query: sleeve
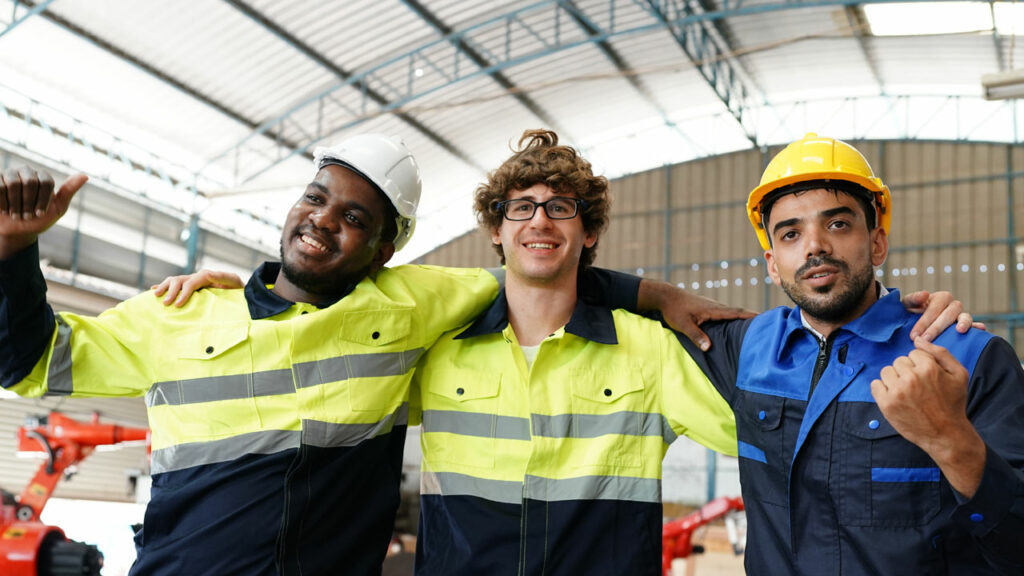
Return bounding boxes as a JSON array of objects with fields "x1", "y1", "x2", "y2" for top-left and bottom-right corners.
[
  {"x1": 380, "y1": 265, "x2": 501, "y2": 346},
  {"x1": 950, "y1": 337, "x2": 1024, "y2": 572},
  {"x1": 658, "y1": 322, "x2": 738, "y2": 457},
  {"x1": 0, "y1": 242, "x2": 56, "y2": 389},
  {"x1": 1, "y1": 243, "x2": 158, "y2": 398},
  {"x1": 577, "y1": 267, "x2": 640, "y2": 312},
  {"x1": 672, "y1": 318, "x2": 751, "y2": 404}
]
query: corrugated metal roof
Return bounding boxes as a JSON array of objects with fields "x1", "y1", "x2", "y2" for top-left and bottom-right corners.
[{"x1": 0, "y1": 0, "x2": 1019, "y2": 274}]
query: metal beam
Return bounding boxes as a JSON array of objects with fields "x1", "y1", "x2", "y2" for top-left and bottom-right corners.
[
  {"x1": 989, "y1": 2, "x2": 1007, "y2": 72},
  {"x1": 0, "y1": 0, "x2": 57, "y2": 41},
  {"x1": 562, "y1": 0, "x2": 708, "y2": 156},
  {"x1": 843, "y1": 5, "x2": 886, "y2": 93},
  {"x1": 398, "y1": 0, "x2": 573, "y2": 139},
  {"x1": 639, "y1": 0, "x2": 757, "y2": 146},
  {"x1": 223, "y1": 0, "x2": 485, "y2": 172}
]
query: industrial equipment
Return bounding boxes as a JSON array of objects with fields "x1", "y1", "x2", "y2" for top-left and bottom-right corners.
[
  {"x1": 662, "y1": 496, "x2": 746, "y2": 576},
  {"x1": 1, "y1": 411, "x2": 149, "y2": 576}
]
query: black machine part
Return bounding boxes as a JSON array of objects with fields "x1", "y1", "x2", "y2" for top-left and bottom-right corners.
[{"x1": 37, "y1": 531, "x2": 104, "y2": 576}]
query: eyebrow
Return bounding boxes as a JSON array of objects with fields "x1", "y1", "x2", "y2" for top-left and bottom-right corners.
[
  {"x1": 307, "y1": 181, "x2": 376, "y2": 222},
  {"x1": 771, "y1": 206, "x2": 857, "y2": 237}
]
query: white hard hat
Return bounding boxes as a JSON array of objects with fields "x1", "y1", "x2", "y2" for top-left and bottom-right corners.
[{"x1": 312, "y1": 134, "x2": 421, "y2": 250}]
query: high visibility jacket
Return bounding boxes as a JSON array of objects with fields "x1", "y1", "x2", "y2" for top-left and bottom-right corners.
[
  {"x1": 410, "y1": 291, "x2": 737, "y2": 576},
  {"x1": 0, "y1": 245, "x2": 500, "y2": 576},
  {"x1": 686, "y1": 289, "x2": 1024, "y2": 575}
]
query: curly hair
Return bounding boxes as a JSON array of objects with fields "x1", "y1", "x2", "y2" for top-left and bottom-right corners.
[{"x1": 474, "y1": 129, "x2": 610, "y2": 268}]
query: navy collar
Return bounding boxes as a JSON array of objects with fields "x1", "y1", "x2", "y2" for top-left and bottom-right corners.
[
  {"x1": 244, "y1": 262, "x2": 355, "y2": 319},
  {"x1": 455, "y1": 288, "x2": 618, "y2": 345},
  {"x1": 778, "y1": 287, "x2": 906, "y2": 361}
]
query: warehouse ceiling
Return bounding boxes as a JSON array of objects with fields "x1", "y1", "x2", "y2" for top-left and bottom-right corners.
[{"x1": 0, "y1": 0, "x2": 1021, "y2": 279}]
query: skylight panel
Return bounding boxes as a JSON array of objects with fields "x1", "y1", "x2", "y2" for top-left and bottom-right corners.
[{"x1": 864, "y1": 2, "x2": 992, "y2": 36}]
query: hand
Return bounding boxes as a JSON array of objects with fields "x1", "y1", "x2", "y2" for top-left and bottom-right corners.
[
  {"x1": 152, "y1": 269, "x2": 244, "y2": 307},
  {"x1": 903, "y1": 290, "x2": 985, "y2": 341},
  {"x1": 871, "y1": 337, "x2": 985, "y2": 497},
  {"x1": 0, "y1": 168, "x2": 88, "y2": 258},
  {"x1": 658, "y1": 290, "x2": 756, "y2": 351}
]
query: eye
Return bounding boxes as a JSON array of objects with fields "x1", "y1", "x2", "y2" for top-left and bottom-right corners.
[
  {"x1": 304, "y1": 193, "x2": 323, "y2": 204},
  {"x1": 779, "y1": 230, "x2": 798, "y2": 241},
  {"x1": 548, "y1": 201, "x2": 569, "y2": 214},
  {"x1": 829, "y1": 220, "x2": 850, "y2": 230},
  {"x1": 345, "y1": 212, "x2": 365, "y2": 228},
  {"x1": 511, "y1": 201, "x2": 532, "y2": 212}
]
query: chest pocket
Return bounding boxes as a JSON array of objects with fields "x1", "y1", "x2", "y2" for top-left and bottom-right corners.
[
  {"x1": 569, "y1": 369, "x2": 645, "y2": 470},
  {"x1": 338, "y1": 309, "x2": 416, "y2": 413},
  {"x1": 150, "y1": 324, "x2": 261, "y2": 441},
  {"x1": 839, "y1": 402, "x2": 941, "y2": 527},
  {"x1": 421, "y1": 371, "x2": 502, "y2": 469},
  {"x1": 733, "y1": 392, "x2": 788, "y2": 507}
]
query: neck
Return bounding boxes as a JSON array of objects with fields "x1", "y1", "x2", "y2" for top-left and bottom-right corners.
[
  {"x1": 505, "y1": 271, "x2": 578, "y2": 346},
  {"x1": 803, "y1": 283, "x2": 880, "y2": 339},
  {"x1": 271, "y1": 268, "x2": 356, "y2": 305}
]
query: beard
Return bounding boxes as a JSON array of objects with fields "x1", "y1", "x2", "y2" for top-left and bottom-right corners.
[
  {"x1": 279, "y1": 244, "x2": 365, "y2": 299},
  {"x1": 778, "y1": 255, "x2": 875, "y2": 323}
]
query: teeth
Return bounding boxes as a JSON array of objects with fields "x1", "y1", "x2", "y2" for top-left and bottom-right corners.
[
  {"x1": 526, "y1": 243, "x2": 555, "y2": 249},
  {"x1": 301, "y1": 234, "x2": 328, "y2": 252},
  {"x1": 810, "y1": 273, "x2": 828, "y2": 279}
]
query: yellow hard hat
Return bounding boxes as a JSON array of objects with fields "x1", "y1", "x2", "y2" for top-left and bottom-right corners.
[{"x1": 747, "y1": 133, "x2": 891, "y2": 250}]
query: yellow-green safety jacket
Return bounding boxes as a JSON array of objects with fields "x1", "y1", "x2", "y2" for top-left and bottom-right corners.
[
  {"x1": 0, "y1": 246, "x2": 500, "y2": 576},
  {"x1": 410, "y1": 290, "x2": 738, "y2": 576}
]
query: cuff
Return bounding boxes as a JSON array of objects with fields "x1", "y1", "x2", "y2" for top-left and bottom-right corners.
[{"x1": 952, "y1": 444, "x2": 1020, "y2": 536}]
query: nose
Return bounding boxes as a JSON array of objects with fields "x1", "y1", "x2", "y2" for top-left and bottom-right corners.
[
  {"x1": 804, "y1": 226, "x2": 831, "y2": 258},
  {"x1": 308, "y1": 205, "x2": 340, "y2": 232},
  {"x1": 527, "y1": 204, "x2": 554, "y2": 228}
]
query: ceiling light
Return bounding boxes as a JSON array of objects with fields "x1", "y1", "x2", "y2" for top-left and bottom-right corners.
[{"x1": 982, "y1": 70, "x2": 1024, "y2": 100}]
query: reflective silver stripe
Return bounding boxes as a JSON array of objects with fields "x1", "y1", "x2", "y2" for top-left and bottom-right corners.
[
  {"x1": 302, "y1": 403, "x2": 409, "y2": 448},
  {"x1": 150, "y1": 428, "x2": 301, "y2": 474},
  {"x1": 525, "y1": 474, "x2": 661, "y2": 503},
  {"x1": 485, "y1": 267, "x2": 506, "y2": 287},
  {"x1": 147, "y1": 369, "x2": 294, "y2": 407},
  {"x1": 293, "y1": 348, "x2": 424, "y2": 389},
  {"x1": 420, "y1": 470, "x2": 522, "y2": 504},
  {"x1": 45, "y1": 316, "x2": 74, "y2": 396},
  {"x1": 421, "y1": 410, "x2": 530, "y2": 441},
  {"x1": 531, "y1": 411, "x2": 672, "y2": 443}
]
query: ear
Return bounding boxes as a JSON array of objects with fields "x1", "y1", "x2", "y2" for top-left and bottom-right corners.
[
  {"x1": 584, "y1": 230, "x2": 597, "y2": 249},
  {"x1": 369, "y1": 242, "x2": 396, "y2": 273},
  {"x1": 490, "y1": 226, "x2": 502, "y2": 247},
  {"x1": 870, "y1": 227, "x2": 888, "y2": 267},
  {"x1": 764, "y1": 249, "x2": 781, "y2": 285}
]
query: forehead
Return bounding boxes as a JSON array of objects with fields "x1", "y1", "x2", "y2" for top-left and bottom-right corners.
[
  {"x1": 312, "y1": 165, "x2": 385, "y2": 208},
  {"x1": 767, "y1": 188, "x2": 866, "y2": 224},
  {"x1": 508, "y1": 182, "x2": 557, "y2": 199}
]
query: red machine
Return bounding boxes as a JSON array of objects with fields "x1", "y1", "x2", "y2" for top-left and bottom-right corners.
[
  {"x1": 1, "y1": 411, "x2": 149, "y2": 576},
  {"x1": 662, "y1": 496, "x2": 746, "y2": 576}
]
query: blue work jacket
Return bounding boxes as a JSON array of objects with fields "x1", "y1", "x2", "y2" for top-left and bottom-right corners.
[{"x1": 683, "y1": 288, "x2": 1024, "y2": 575}]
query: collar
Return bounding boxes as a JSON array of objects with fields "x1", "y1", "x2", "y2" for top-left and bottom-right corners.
[
  {"x1": 455, "y1": 288, "x2": 618, "y2": 345},
  {"x1": 779, "y1": 285, "x2": 905, "y2": 361},
  {"x1": 244, "y1": 262, "x2": 354, "y2": 319}
]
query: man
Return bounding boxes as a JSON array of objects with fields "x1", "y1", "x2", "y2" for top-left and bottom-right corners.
[
  {"x1": 678, "y1": 133, "x2": 1024, "y2": 574},
  {"x1": 405, "y1": 130, "x2": 978, "y2": 576},
  {"x1": 0, "y1": 135, "x2": 510, "y2": 576}
]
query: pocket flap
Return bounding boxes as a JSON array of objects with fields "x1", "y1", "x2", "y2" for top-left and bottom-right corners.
[
  {"x1": 737, "y1": 393, "x2": 784, "y2": 431},
  {"x1": 174, "y1": 324, "x2": 249, "y2": 360},
  {"x1": 429, "y1": 372, "x2": 500, "y2": 402},
  {"x1": 339, "y1": 310, "x2": 411, "y2": 346},
  {"x1": 847, "y1": 411, "x2": 901, "y2": 439},
  {"x1": 571, "y1": 370, "x2": 643, "y2": 404}
]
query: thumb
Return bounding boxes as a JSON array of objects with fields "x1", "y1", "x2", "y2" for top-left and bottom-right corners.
[
  {"x1": 52, "y1": 173, "x2": 87, "y2": 215},
  {"x1": 913, "y1": 337, "x2": 959, "y2": 374},
  {"x1": 680, "y1": 325, "x2": 711, "y2": 352}
]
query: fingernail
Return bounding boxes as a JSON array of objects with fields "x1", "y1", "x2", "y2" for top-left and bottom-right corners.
[
  {"x1": 22, "y1": 212, "x2": 32, "y2": 220},
  {"x1": 36, "y1": 209, "x2": 45, "y2": 217},
  {"x1": 700, "y1": 340, "x2": 710, "y2": 352},
  {"x1": 10, "y1": 213, "x2": 18, "y2": 220}
]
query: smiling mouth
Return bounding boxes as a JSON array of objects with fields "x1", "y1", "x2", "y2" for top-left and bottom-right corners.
[
  {"x1": 525, "y1": 242, "x2": 556, "y2": 249},
  {"x1": 299, "y1": 233, "x2": 330, "y2": 254}
]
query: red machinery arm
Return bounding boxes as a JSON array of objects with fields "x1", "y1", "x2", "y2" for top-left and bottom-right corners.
[
  {"x1": 662, "y1": 496, "x2": 745, "y2": 576},
  {"x1": 14, "y1": 412, "x2": 149, "y2": 522}
]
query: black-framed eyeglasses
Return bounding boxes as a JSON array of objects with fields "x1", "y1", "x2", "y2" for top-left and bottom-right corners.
[{"x1": 495, "y1": 197, "x2": 588, "y2": 221}]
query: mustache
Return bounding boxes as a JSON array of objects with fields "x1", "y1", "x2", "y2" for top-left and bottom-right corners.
[{"x1": 796, "y1": 255, "x2": 848, "y2": 279}]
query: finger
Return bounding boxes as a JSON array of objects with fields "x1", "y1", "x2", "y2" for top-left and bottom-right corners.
[
  {"x1": 917, "y1": 299, "x2": 962, "y2": 342},
  {"x1": 913, "y1": 337, "x2": 962, "y2": 375},
  {"x1": 175, "y1": 278, "x2": 204, "y2": 307},
  {"x1": 18, "y1": 168, "x2": 38, "y2": 221},
  {"x1": 972, "y1": 321, "x2": 987, "y2": 332},
  {"x1": 700, "y1": 305, "x2": 757, "y2": 321},
  {"x1": 34, "y1": 171, "x2": 54, "y2": 218},
  {"x1": 162, "y1": 278, "x2": 183, "y2": 305},
  {"x1": 4, "y1": 169, "x2": 22, "y2": 220},
  {"x1": 902, "y1": 290, "x2": 930, "y2": 314},
  {"x1": 955, "y1": 312, "x2": 973, "y2": 334},
  {"x1": 870, "y1": 378, "x2": 888, "y2": 401},
  {"x1": 678, "y1": 323, "x2": 711, "y2": 352},
  {"x1": 892, "y1": 354, "x2": 916, "y2": 373},
  {"x1": 879, "y1": 364, "x2": 899, "y2": 385},
  {"x1": 52, "y1": 174, "x2": 87, "y2": 216}
]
